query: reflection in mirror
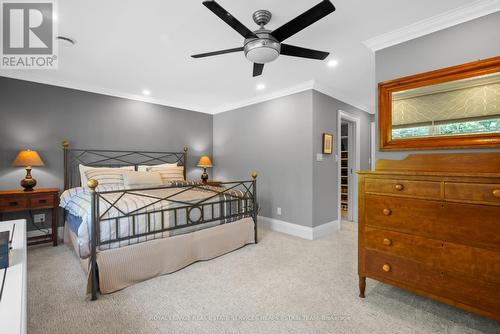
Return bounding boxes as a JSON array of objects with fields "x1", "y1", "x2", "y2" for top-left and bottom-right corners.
[{"x1": 391, "y1": 72, "x2": 500, "y2": 139}]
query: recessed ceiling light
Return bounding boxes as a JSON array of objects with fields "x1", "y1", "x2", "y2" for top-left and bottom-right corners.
[
  {"x1": 328, "y1": 59, "x2": 338, "y2": 67},
  {"x1": 256, "y1": 83, "x2": 265, "y2": 90},
  {"x1": 142, "y1": 89, "x2": 151, "y2": 96}
]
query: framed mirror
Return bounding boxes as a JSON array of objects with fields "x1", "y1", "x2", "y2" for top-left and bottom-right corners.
[{"x1": 379, "y1": 56, "x2": 500, "y2": 150}]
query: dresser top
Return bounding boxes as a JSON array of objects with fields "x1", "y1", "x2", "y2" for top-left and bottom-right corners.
[
  {"x1": 358, "y1": 170, "x2": 500, "y2": 178},
  {"x1": 361, "y1": 153, "x2": 500, "y2": 178}
]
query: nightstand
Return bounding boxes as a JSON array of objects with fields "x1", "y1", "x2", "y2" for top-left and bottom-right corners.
[
  {"x1": 0, "y1": 188, "x2": 59, "y2": 246},
  {"x1": 203, "y1": 180, "x2": 223, "y2": 187}
]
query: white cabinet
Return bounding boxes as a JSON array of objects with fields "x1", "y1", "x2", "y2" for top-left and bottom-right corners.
[{"x1": 0, "y1": 219, "x2": 27, "y2": 334}]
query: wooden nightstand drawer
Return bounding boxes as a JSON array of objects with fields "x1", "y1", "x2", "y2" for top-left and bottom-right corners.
[
  {"x1": 30, "y1": 195, "x2": 55, "y2": 209},
  {"x1": 0, "y1": 197, "x2": 29, "y2": 212},
  {"x1": 204, "y1": 180, "x2": 223, "y2": 187}
]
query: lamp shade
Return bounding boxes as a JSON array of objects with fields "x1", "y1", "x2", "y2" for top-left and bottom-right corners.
[
  {"x1": 12, "y1": 150, "x2": 45, "y2": 167},
  {"x1": 197, "y1": 155, "x2": 213, "y2": 168}
]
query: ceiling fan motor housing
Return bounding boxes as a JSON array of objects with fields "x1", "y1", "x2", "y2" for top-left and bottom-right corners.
[
  {"x1": 244, "y1": 30, "x2": 280, "y2": 64},
  {"x1": 252, "y1": 10, "x2": 272, "y2": 26}
]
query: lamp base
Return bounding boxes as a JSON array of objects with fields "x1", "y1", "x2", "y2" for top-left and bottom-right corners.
[
  {"x1": 20, "y1": 166, "x2": 37, "y2": 191},
  {"x1": 20, "y1": 178, "x2": 37, "y2": 191},
  {"x1": 201, "y1": 168, "x2": 209, "y2": 183}
]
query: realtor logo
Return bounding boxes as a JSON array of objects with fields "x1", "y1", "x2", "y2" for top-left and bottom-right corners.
[{"x1": 1, "y1": 0, "x2": 58, "y2": 69}]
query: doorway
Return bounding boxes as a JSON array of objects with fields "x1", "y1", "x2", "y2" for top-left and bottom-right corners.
[{"x1": 337, "y1": 111, "x2": 360, "y2": 222}]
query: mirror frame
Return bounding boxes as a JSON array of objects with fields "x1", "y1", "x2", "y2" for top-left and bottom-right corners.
[{"x1": 379, "y1": 56, "x2": 500, "y2": 151}]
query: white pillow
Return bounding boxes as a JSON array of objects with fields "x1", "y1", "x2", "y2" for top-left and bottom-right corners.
[
  {"x1": 148, "y1": 166, "x2": 185, "y2": 184},
  {"x1": 123, "y1": 171, "x2": 163, "y2": 189},
  {"x1": 84, "y1": 168, "x2": 129, "y2": 188},
  {"x1": 137, "y1": 162, "x2": 178, "y2": 172},
  {"x1": 79, "y1": 165, "x2": 134, "y2": 186}
]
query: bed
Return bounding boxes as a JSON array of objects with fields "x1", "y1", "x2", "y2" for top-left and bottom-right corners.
[{"x1": 60, "y1": 141, "x2": 258, "y2": 300}]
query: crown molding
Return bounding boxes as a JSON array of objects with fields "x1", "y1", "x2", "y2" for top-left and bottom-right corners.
[
  {"x1": 1, "y1": 74, "x2": 370, "y2": 115},
  {"x1": 210, "y1": 80, "x2": 370, "y2": 115},
  {"x1": 363, "y1": 0, "x2": 500, "y2": 52},
  {"x1": 209, "y1": 80, "x2": 315, "y2": 114},
  {"x1": 312, "y1": 81, "x2": 370, "y2": 113},
  {"x1": 0, "y1": 74, "x2": 210, "y2": 114}
]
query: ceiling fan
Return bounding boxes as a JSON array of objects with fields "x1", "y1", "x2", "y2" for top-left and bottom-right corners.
[{"x1": 191, "y1": 0, "x2": 336, "y2": 77}]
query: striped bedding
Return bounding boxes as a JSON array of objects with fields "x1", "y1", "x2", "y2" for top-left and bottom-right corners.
[{"x1": 60, "y1": 184, "x2": 249, "y2": 258}]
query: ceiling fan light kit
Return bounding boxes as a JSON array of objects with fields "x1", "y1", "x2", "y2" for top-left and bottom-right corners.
[
  {"x1": 244, "y1": 31, "x2": 280, "y2": 64},
  {"x1": 192, "y1": 0, "x2": 336, "y2": 77}
]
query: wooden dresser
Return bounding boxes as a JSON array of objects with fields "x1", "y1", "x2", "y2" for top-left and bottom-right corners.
[{"x1": 358, "y1": 153, "x2": 500, "y2": 321}]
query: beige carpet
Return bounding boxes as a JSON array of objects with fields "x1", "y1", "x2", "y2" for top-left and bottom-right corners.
[{"x1": 28, "y1": 222, "x2": 499, "y2": 334}]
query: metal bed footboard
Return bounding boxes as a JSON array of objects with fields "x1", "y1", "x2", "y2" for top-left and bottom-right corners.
[{"x1": 87, "y1": 176, "x2": 258, "y2": 300}]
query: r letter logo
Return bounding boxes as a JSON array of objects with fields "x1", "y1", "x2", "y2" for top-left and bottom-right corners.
[{"x1": 1, "y1": 1, "x2": 58, "y2": 69}]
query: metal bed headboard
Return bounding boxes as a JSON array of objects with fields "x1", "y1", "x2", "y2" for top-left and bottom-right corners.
[{"x1": 62, "y1": 141, "x2": 188, "y2": 189}]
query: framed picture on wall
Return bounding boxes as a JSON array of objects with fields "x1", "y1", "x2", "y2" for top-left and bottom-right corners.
[{"x1": 323, "y1": 133, "x2": 333, "y2": 154}]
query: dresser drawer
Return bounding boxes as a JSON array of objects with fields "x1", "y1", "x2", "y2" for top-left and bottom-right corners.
[
  {"x1": 364, "y1": 178, "x2": 441, "y2": 199},
  {"x1": 30, "y1": 195, "x2": 55, "y2": 209},
  {"x1": 445, "y1": 182, "x2": 500, "y2": 206},
  {"x1": 364, "y1": 195, "x2": 500, "y2": 250},
  {"x1": 0, "y1": 197, "x2": 29, "y2": 212},
  {"x1": 364, "y1": 227, "x2": 500, "y2": 284},
  {"x1": 364, "y1": 249, "x2": 500, "y2": 315}
]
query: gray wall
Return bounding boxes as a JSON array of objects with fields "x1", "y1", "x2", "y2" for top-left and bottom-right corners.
[
  {"x1": 0, "y1": 77, "x2": 213, "y2": 226},
  {"x1": 1, "y1": 77, "x2": 372, "y2": 230},
  {"x1": 213, "y1": 89, "x2": 370, "y2": 227},
  {"x1": 312, "y1": 91, "x2": 371, "y2": 225},
  {"x1": 375, "y1": 12, "x2": 500, "y2": 160},
  {"x1": 213, "y1": 91, "x2": 314, "y2": 226}
]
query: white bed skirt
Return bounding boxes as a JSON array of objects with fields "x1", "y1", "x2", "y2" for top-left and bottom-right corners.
[{"x1": 65, "y1": 218, "x2": 255, "y2": 294}]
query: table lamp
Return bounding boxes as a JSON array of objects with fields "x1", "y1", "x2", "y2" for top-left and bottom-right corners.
[
  {"x1": 12, "y1": 149, "x2": 45, "y2": 191},
  {"x1": 197, "y1": 156, "x2": 212, "y2": 183}
]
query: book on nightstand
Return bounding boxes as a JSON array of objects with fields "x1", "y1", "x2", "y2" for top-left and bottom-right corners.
[{"x1": 0, "y1": 231, "x2": 9, "y2": 269}]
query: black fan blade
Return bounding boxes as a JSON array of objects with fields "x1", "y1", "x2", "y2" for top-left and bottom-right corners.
[
  {"x1": 253, "y1": 63, "x2": 264, "y2": 77},
  {"x1": 191, "y1": 47, "x2": 244, "y2": 58},
  {"x1": 203, "y1": 1, "x2": 257, "y2": 39},
  {"x1": 280, "y1": 44, "x2": 329, "y2": 60},
  {"x1": 272, "y1": 1, "x2": 335, "y2": 42}
]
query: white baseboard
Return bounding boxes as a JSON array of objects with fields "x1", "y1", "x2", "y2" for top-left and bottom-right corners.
[
  {"x1": 258, "y1": 216, "x2": 340, "y2": 240},
  {"x1": 26, "y1": 226, "x2": 64, "y2": 239},
  {"x1": 312, "y1": 219, "x2": 341, "y2": 239}
]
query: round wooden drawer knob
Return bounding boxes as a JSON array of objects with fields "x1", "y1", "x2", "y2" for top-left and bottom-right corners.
[
  {"x1": 382, "y1": 208, "x2": 392, "y2": 216},
  {"x1": 383, "y1": 238, "x2": 392, "y2": 246},
  {"x1": 394, "y1": 184, "x2": 404, "y2": 191},
  {"x1": 493, "y1": 189, "x2": 500, "y2": 198},
  {"x1": 382, "y1": 264, "x2": 391, "y2": 272}
]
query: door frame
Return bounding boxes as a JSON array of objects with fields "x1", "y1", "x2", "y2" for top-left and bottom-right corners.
[
  {"x1": 337, "y1": 110, "x2": 361, "y2": 222},
  {"x1": 371, "y1": 121, "x2": 376, "y2": 170}
]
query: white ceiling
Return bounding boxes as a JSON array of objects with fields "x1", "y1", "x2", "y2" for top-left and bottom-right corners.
[{"x1": 0, "y1": 0, "x2": 486, "y2": 114}]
